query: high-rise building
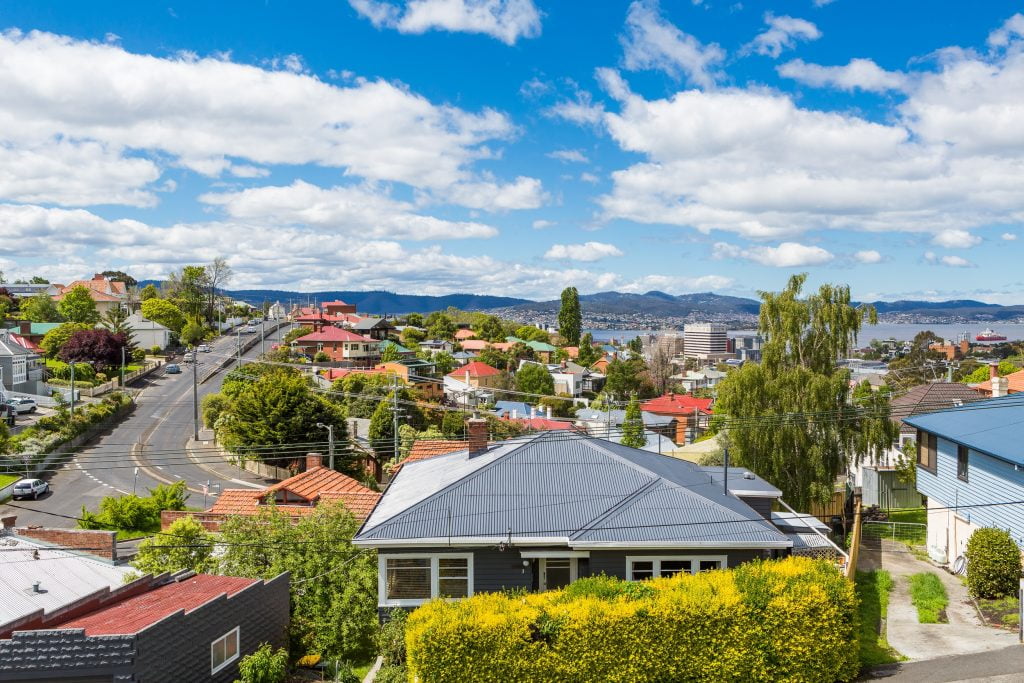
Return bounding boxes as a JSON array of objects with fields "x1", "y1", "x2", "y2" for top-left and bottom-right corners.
[{"x1": 683, "y1": 323, "x2": 733, "y2": 362}]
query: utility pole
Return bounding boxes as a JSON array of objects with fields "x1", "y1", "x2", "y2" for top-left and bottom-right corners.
[
  {"x1": 70, "y1": 362, "x2": 76, "y2": 416},
  {"x1": 392, "y1": 374, "x2": 400, "y2": 462},
  {"x1": 192, "y1": 347, "x2": 199, "y2": 440},
  {"x1": 260, "y1": 318, "x2": 265, "y2": 357},
  {"x1": 236, "y1": 330, "x2": 241, "y2": 369},
  {"x1": 120, "y1": 345, "x2": 126, "y2": 387},
  {"x1": 317, "y1": 422, "x2": 335, "y2": 470}
]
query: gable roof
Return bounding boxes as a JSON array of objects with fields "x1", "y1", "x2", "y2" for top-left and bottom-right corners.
[
  {"x1": 904, "y1": 396, "x2": 1024, "y2": 465},
  {"x1": 974, "y1": 369, "x2": 1024, "y2": 395},
  {"x1": 208, "y1": 466, "x2": 380, "y2": 521},
  {"x1": 0, "y1": 331, "x2": 36, "y2": 358},
  {"x1": 295, "y1": 327, "x2": 375, "y2": 343},
  {"x1": 353, "y1": 317, "x2": 394, "y2": 330},
  {"x1": 458, "y1": 339, "x2": 489, "y2": 351},
  {"x1": 446, "y1": 361, "x2": 500, "y2": 378},
  {"x1": 890, "y1": 382, "x2": 986, "y2": 434},
  {"x1": 642, "y1": 393, "x2": 714, "y2": 416},
  {"x1": 356, "y1": 432, "x2": 789, "y2": 550}
]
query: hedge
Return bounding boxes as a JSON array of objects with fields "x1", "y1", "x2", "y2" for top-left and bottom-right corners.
[
  {"x1": 405, "y1": 557, "x2": 859, "y2": 683},
  {"x1": 966, "y1": 528, "x2": 1022, "y2": 599}
]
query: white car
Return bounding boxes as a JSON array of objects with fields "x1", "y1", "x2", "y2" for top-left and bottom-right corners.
[
  {"x1": 11, "y1": 478, "x2": 48, "y2": 500},
  {"x1": 197, "y1": 344, "x2": 211, "y2": 353},
  {"x1": 6, "y1": 397, "x2": 37, "y2": 414},
  {"x1": 182, "y1": 352, "x2": 195, "y2": 363}
]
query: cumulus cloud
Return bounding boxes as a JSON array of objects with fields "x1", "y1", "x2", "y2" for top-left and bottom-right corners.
[
  {"x1": 1002, "y1": 232, "x2": 1018, "y2": 240},
  {"x1": 924, "y1": 251, "x2": 974, "y2": 267},
  {"x1": 854, "y1": 250, "x2": 883, "y2": 264},
  {"x1": 532, "y1": 219, "x2": 554, "y2": 229},
  {"x1": 547, "y1": 149, "x2": 589, "y2": 163},
  {"x1": 778, "y1": 58, "x2": 908, "y2": 93},
  {"x1": 545, "y1": 89, "x2": 605, "y2": 125},
  {"x1": 987, "y1": 13, "x2": 1024, "y2": 48},
  {"x1": 621, "y1": 0, "x2": 725, "y2": 88},
  {"x1": 932, "y1": 229, "x2": 981, "y2": 248},
  {"x1": 0, "y1": 29, "x2": 530, "y2": 202},
  {"x1": 544, "y1": 241, "x2": 624, "y2": 262},
  {"x1": 348, "y1": 0, "x2": 541, "y2": 45},
  {"x1": 744, "y1": 13, "x2": 821, "y2": 59},
  {"x1": 712, "y1": 241, "x2": 834, "y2": 267}
]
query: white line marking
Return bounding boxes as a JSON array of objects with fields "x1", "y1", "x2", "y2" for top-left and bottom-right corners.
[{"x1": 230, "y1": 478, "x2": 267, "y2": 489}]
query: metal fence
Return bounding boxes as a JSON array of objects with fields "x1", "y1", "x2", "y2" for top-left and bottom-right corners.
[{"x1": 861, "y1": 521, "x2": 927, "y2": 551}]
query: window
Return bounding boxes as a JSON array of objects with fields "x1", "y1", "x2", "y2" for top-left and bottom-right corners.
[
  {"x1": 379, "y1": 554, "x2": 473, "y2": 606},
  {"x1": 957, "y1": 445, "x2": 969, "y2": 482},
  {"x1": 626, "y1": 556, "x2": 725, "y2": 581},
  {"x1": 211, "y1": 627, "x2": 240, "y2": 675},
  {"x1": 917, "y1": 430, "x2": 937, "y2": 473}
]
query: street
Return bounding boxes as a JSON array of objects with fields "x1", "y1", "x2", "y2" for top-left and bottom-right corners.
[{"x1": 1, "y1": 324, "x2": 292, "y2": 527}]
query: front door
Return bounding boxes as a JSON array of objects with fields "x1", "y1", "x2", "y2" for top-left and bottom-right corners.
[{"x1": 539, "y1": 558, "x2": 577, "y2": 591}]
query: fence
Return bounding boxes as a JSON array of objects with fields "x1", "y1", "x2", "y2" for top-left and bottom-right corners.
[
  {"x1": 845, "y1": 498, "x2": 862, "y2": 579},
  {"x1": 861, "y1": 521, "x2": 927, "y2": 551}
]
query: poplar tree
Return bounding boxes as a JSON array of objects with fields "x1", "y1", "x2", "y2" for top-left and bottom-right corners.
[
  {"x1": 558, "y1": 286, "x2": 582, "y2": 346},
  {"x1": 714, "y1": 274, "x2": 896, "y2": 510},
  {"x1": 620, "y1": 393, "x2": 646, "y2": 448}
]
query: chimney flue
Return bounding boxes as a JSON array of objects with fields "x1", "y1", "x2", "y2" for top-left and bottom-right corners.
[
  {"x1": 305, "y1": 452, "x2": 323, "y2": 471},
  {"x1": 990, "y1": 361, "x2": 999, "y2": 380},
  {"x1": 467, "y1": 418, "x2": 488, "y2": 455}
]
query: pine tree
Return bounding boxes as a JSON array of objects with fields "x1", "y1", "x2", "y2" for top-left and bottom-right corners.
[
  {"x1": 557, "y1": 286, "x2": 582, "y2": 346},
  {"x1": 620, "y1": 393, "x2": 646, "y2": 448}
]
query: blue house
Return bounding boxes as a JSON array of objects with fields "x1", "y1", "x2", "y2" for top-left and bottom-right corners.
[{"x1": 907, "y1": 396, "x2": 1024, "y2": 565}]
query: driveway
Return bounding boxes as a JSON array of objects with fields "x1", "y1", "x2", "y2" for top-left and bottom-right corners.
[
  {"x1": 859, "y1": 548, "x2": 1017, "y2": 662},
  {"x1": 864, "y1": 645, "x2": 1024, "y2": 681}
]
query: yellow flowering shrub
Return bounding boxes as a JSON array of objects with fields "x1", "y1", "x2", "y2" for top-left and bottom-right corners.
[{"x1": 407, "y1": 556, "x2": 859, "y2": 683}]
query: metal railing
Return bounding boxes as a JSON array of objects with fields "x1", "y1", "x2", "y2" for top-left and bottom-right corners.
[{"x1": 861, "y1": 521, "x2": 927, "y2": 548}]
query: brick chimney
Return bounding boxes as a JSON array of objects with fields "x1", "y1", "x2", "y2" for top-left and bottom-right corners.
[
  {"x1": 19, "y1": 321, "x2": 30, "y2": 335},
  {"x1": 992, "y1": 376, "x2": 1010, "y2": 398},
  {"x1": 306, "y1": 452, "x2": 324, "y2": 470},
  {"x1": 990, "y1": 361, "x2": 1000, "y2": 380},
  {"x1": 1, "y1": 516, "x2": 16, "y2": 534},
  {"x1": 467, "y1": 417, "x2": 488, "y2": 455}
]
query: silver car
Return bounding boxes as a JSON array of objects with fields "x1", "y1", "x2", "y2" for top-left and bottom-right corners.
[
  {"x1": 12, "y1": 478, "x2": 48, "y2": 500},
  {"x1": 6, "y1": 397, "x2": 37, "y2": 414}
]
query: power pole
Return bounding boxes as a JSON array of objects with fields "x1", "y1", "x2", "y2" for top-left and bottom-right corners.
[
  {"x1": 260, "y1": 318, "x2": 265, "y2": 357},
  {"x1": 392, "y1": 374, "x2": 400, "y2": 462},
  {"x1": 317, "y1": 422, "x2": 335, "y2": 470},
  {"x1": 120, "y1": 345, "x2": 126, "y2": 387},
  {"x1": 70, "y1": 362, "x2": 76, "y2": 416},
  {"x1": 192, "y1": 348, "x2": 199, "y2": 440},
  {"x1": 236, "y1": 330, "x2": 241, "y2": 369}
]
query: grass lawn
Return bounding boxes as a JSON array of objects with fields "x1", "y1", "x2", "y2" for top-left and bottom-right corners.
[
  {"x1": 0, "y1": 473, "x2": 19, "y2": 489},
  {"x1": 908, "y1": 573, "x2": 948, "y2": 623},
  {"x1": 352, "y1": 659, "x2": 376, "y2": 679},
  {"x1": 977, "y1": 595, "x2": 1021, "y2": 630},
  {"x1": 888, "y1": 507, "x2": 926, "y2": 525},
  {"x1": 856, "y1": 569, "x2": 902, "y2": 669}
]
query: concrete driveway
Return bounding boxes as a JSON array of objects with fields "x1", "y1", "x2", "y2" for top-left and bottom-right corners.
[{"x1": 859, "y1": 548, "x2": 1017, "y2": 662}]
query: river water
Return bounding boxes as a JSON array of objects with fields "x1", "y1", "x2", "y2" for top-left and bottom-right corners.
[{"x1": 586, "y1": 323, "x2": 1024, "y2": 345}]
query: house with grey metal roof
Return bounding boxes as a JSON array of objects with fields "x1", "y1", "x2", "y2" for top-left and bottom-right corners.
[{"x1": 354, "y1": 427, "x2": 804, "y2": 613}]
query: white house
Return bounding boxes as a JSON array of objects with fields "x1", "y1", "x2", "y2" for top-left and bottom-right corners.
[{"x1": 125, "y1": 313, "x2": 172, "y2": 350}]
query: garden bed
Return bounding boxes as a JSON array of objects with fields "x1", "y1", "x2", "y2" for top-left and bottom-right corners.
[{"x1": 977, "y1": 595, "x2": 1020, "y2": 630}]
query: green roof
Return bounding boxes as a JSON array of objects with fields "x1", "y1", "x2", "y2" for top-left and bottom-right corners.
[
  {"x1": 6, "y1": 322, "x2": 62, "y2": 335},
  {"x1": 526, "y1": 340, "x2": 557, "y2": 352},
  {"x1": 379, "y1": 340, "x2": 412, "y2": 353}
]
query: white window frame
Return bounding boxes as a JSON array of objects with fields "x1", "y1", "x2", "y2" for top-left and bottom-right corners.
[
  {"x1": 539, "y1": 557, "x2": 578, "y2": 591},
  {"x1": 378, "y1": 553, "x2": 474, "y2": 607},
  {"x1": 625, "y1": 555, "x2": 727, "y2": 581},
  {"x1": 210, "y1": 626, "x2": 240, "y2": 675}
]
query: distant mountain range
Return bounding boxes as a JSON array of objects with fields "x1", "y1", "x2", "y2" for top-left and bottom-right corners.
[{"x1": 142, "y1": 281, "x2": 1024, "y2": 321}]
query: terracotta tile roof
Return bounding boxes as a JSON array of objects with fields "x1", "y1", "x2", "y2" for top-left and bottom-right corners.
[
  {"x1": 454, "y1": 329, "x2": 477, "y2": 340},
  {"x1": 446, "y1": 361, "x2": 500, "y2": 378},
  {"x1": 459, "y1": 339, "x2": 489, "y2": 351},
  {"x1": 53, "y1": 288, "x2": 122, "y2": 303},
  {"x1": 55, "y1": 574, "x2": 258, "y2": 635},
  {"x1": 642, "y1": 393, "x2": 714, "y2": 416},
  {"x1": 206, "y1": 489, "x2": 262, "y2": 514},
  {"x1": 59, "y1": 277, "x2": 127, "y2": 300},
  {"x1": 406, "y1": 439, "x2": 467, "y2": 463},
  {"x1": 318, "y1": 491, "x2": 381, "y2": 519},
  {"x1": 296, "y1": 327, "x2": 376, "y2": 343},
  {"x1": 974, "y1": 369, "x2": 1024, "y2": 395},
  {"x1": 266, "y1": 466, "x2": 370, "y2": 499},
  {"x1": 505, "y1": 417, "x2": 578, "y2": 431},
  {"x1": 321, "y1": 300, "x2": 350, "y2": 306},
  {"x1": 207, "y1": 467, "x2": 380, "y2": 521},
  {"x1": 562, "y1": 346, "x2": 579, "y2": 358}
]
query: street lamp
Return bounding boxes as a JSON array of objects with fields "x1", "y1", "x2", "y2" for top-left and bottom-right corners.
[{"x1": 316, "y1": 422, "x2": 335, "y2": 470}]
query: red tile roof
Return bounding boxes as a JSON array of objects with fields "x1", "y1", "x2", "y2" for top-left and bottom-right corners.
[
  {"x1": 321, "y1": 300, "x2": 350, "y2": 306},
  {"x1": 454, "y1": 329, "x2": 477, "y2": 340},
  {"x1": 207, "y1": 466, "x2": 381, "y2": 521},
  {"x1": 295, "y1": 327, "x2": 375, "y2": 343},
  {"x1": 641, "y1": 393, "x2": 714, "y2": 416},
  {"x1": 56, "y1": 575, "x2": 258, "y2": 635},
  {"x1": 974, "y1": 369, "x2": 1024, "y2": 395},
  {"x1": 459, "y1": 339, "x2": 489, "y2": 351},
  {"x1": 405, "y1": 439, "x2": 467, "y2": 464},
  {"x1": 504, "y1": 417, "x2": 577, "y2": 431},
  {"x1": 446, "y1": 361, "x2": 500, "y2": 378}
]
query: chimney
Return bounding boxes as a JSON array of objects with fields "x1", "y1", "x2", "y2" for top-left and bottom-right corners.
[
  {"x1": 305, "y1": 452, "x2": 323, "y2": 471},
  {"x1": 993, "y1": 376, "x2": 1010, "y2": 398},
  {"x1": 989, "y1": 362, "x2": 999, "y2": 380},
  {"x1": 19, "y1": 321, "x2": 30, "y2": 335},
  {"x1": 1, "y1": 516, "x2": 16, "y2": 534},
  {"x1": 467, "y1": 418, "x2": 488, "y2": 455},
  {"x1": 530, "y1": 406, "x2": 536, "y2": 420},
  {"x1": 464, "y1": 370, "x2": 471, "y2": 385},
  {"x1": 511, "y1": 409, "x2": 518, "y2": 420},
  {"x1": 546, "y1": 405, "x2": 552, "y2": 420}
]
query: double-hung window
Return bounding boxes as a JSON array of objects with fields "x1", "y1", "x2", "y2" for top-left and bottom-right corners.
[
  {"x1": 380, "y1": 554, "x2": 473, "y2": 606},
  {"x1": 626, "y1": 556, "x2": 726, "y2": 581},
  {"x1": 211, "y1": 627, "x2": 240, "y2": 675},
  {"x1": 917, "y1": 430, "x2": 937, "y2": 473},
  {"x1": 957, "y1": 445, "x2": 969, "y2": 482}
]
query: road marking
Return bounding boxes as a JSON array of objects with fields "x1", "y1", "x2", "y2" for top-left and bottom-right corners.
[
  {"x1": 155, "y1": 466, "x2": 164, "y2": 470},
  {"x1": 229, "y1": 478, "x2": 266, "y2": 489}
]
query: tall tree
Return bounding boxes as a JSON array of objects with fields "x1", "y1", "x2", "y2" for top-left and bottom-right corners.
[
  {"x1": 141, "y1": 298, "x2": 186, "y2": 333},
  {"x1": 57, "y1": 285, "x2": 99, "y2": 324},
  {"x1": 132, "y1": 516, "x2": 215, "y2": 575},
  {"x1": 20, "y1": 291, "x2": 61, "y2": 323},
  {"x1": 558, "y1": 286, "x2": 582, "y2": 346},
  {"x1": 139, "y1": 283, "x2": 160, "y2": 301},
  {"x1": 647, "y1": 346, "x2": 674, "y2": 395},
  {"x1": 516, "y1": 362, "x2": 555, "y2": 398},
  {"x1": 100, "y1": 270, "x2": 137, "y2": 287},
  {"x1": 576, "y1": 332, "x2": 600, "y2": 367},
  {"x1": 205, "y1": 258, "x2": 233, "y2": 321},
  {"x1": 604, "y1": 358, "x2": 653, "y2": 399},
  {"x1": 29, "y1": 276, "x2": 49, "y2": 284},
  {"x1": 100, "y1": 307, "x2": 135, "y2": 346},
  {"x1": 715, "y1": 274, "x2": 894, "y2": 510},
  {"x1": 166, "y1": 266, "x2": 209, "y2": 319},
  {"x1": 39, "y1": 322, "x2": 93, "y2": 358},
  {"x1": 620, "y1": 393, "x2": 646, "y2": 448}
]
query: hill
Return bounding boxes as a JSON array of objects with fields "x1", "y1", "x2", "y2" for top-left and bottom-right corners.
[
  {"x1": 493, "y1": 291, "x2": 761, "y2": 317},
  {"x1": 219, "y1": 288, "x2": 529, "y2": 314}
]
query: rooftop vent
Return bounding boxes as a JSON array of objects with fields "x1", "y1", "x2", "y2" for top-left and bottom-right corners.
[{"x1": 32, "y1": 580, "x2": 41, "y2": 593}]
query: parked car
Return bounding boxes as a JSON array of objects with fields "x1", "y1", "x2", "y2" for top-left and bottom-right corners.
[
  {"x1": 197, "y1": 344, "x2": 211, "y2": 353},
  {"x1": 182, "y1": 352, "x2": 195, "y2": 363},
  {"x1": 12, "y1": 478, "x2": 48, "y2": 500},
  {"x1": 165, "y1": 363, "x2": 182, "y2": 374},
  {"x1": 6, "y1": 397, "x2": 37, "y2": 414},
  {"x1": 244, "y1": 325, "x2": 257, "y2": 334}
]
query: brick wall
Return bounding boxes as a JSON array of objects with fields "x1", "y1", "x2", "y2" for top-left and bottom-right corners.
[
  {"x1": 160, "y1": 510, "x2": 227, "y2": 532},
  {"x1": 16, "y1": 527, "x2": 118, "y2": 561}
]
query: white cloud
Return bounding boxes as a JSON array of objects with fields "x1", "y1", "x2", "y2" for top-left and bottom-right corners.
[
  {"x1": 547, "y1": 149, "x2": 589, "y2": 163},
  {"x1": 441, "y1": 176, "x2": 547, "y2": 210},
  {"x1": 0, "y1": 29, "x2": 527, "y2": 202},
  {"x1": 544, "y1": 241, "x2": 624, "y2": 262},
  {"x1": 580, "y1": 172, "x2": 600, "y2": 183},
  {"x1": 924, "y1": 251, "x2": 974, "y2": 267},
  {"x1": 348, "y1": 0, "x2": 541, "y2": 45},
  {"x1": 1002, "y1": 232, "x2": 1018, "y2": 240},
  {"x1": 712, "y1": 241, "x2": 834, "y2": 267},
  {"x1": 199, "y1": 180, "x2": 499, "y2": 239},
  {"x1": 545, "y1": 89, "x2": 604, "y2": 125},
  {"x1": 813, "y1": 0, "x2": 835, "y2": 6},
  {"x1": 621, "y1": 0, "x2": 725, "y2": 88},
  {"x1": 854, "y1": 250, "x2": 882, "y2": 264},
  {"x1": 988, "y1": 13, "x2": 1024, "y2": 48},
  {"x1": 744, "y1": 13, "x2": 821, "y2": 59},
  {"x1": 532, "y1": 219, "x2": 555, "y2": 229},
  {"x1": 932, "y1": 229, "x2": 981, "y2": 248},
  {"x1": 778, "y1": 58, "x2": 907, "y2": 93}
]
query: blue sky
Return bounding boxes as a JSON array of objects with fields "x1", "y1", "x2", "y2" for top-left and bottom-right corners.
[{"x1": 1, "y1": 1, "x2": 1022, "y2": 302}]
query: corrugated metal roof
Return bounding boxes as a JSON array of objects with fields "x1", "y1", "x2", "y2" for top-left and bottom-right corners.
[
  {"x1": 0, "y1": 536, "x2": 132, "y2": 625},
  {"x1": 904, "y1": 396, "x2": 1024, "y2": 465},
  {"x1": 357, "y1": 432, "x2": 790, "y2": 549}
]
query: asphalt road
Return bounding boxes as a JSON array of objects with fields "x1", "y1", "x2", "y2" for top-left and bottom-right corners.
[
  {"x1": 1, "y1": 324, "x2": 293, "y2": 528},
  {"x1": 864, "y1": 644, "x2": 1024, "y2": 681}
]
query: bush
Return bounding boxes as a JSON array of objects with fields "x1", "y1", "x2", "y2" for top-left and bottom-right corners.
[
  {"x1": 966, "y1": 528, "x2": 1022, "y2": 599},
  {"x1": 132, "y1": 348, "x2": 147, "y2": 362},
  {"x1": 377, "y1": 610, "x2": 408, "y2": 667},
  {"x1": 375, "y1": 665, "x2": 408, "y2": 683},
  {"x1": 235, "y1": 643, "x2": 288, "y2": 683},
  {"x1": 325, "y1": 661, "x2": 360, "y2": 683},
  {"x1": 314, "y1": 351, "x2": 331, "y2": 363},
  {"x1": 202, "y1": 393, "x2": 231, "y2": 429},
  {"x1": 150, "y1": 345, "x2": 162, "y2": 355},
  {"x1": 405, "y1": 557, "x2": 859, "y2": 683}
]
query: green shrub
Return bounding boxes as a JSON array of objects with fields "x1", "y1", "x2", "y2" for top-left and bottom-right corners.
[
  {"x1": 202, "y1": 393, "x2": 231, "y2": 429},
  {"x1": 406, "y1": 557, "x2": 859, "y2": 683},
  {"x1": 235, "y1": 643, "x2": 288, "y2": 683},
  {"x1": 150, "y1": 345, "x2": 162, "y2": 355},
  {"x1": 132, "y1": 348, "x2": 147, "y2": 362},
  {"x1": 377, "y1": 610, "x2": 408, "y2": 667},
  {"x1": 314, "y1": 351, "x2": 331, "y2": 363},
  {"x1": 966, "y1": 528, "x2": 1022, "y2": 599},
  {"x1": 375, "y1": 665, "x2": 408, "y2": 683},
  {"x1": 325, "y1": 661, "x2": 360, "y2": 683}
]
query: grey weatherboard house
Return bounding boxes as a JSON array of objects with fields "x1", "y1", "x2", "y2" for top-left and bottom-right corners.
[{"x1": 354, "y1": 428, "x2": 799, "y2": 614}]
